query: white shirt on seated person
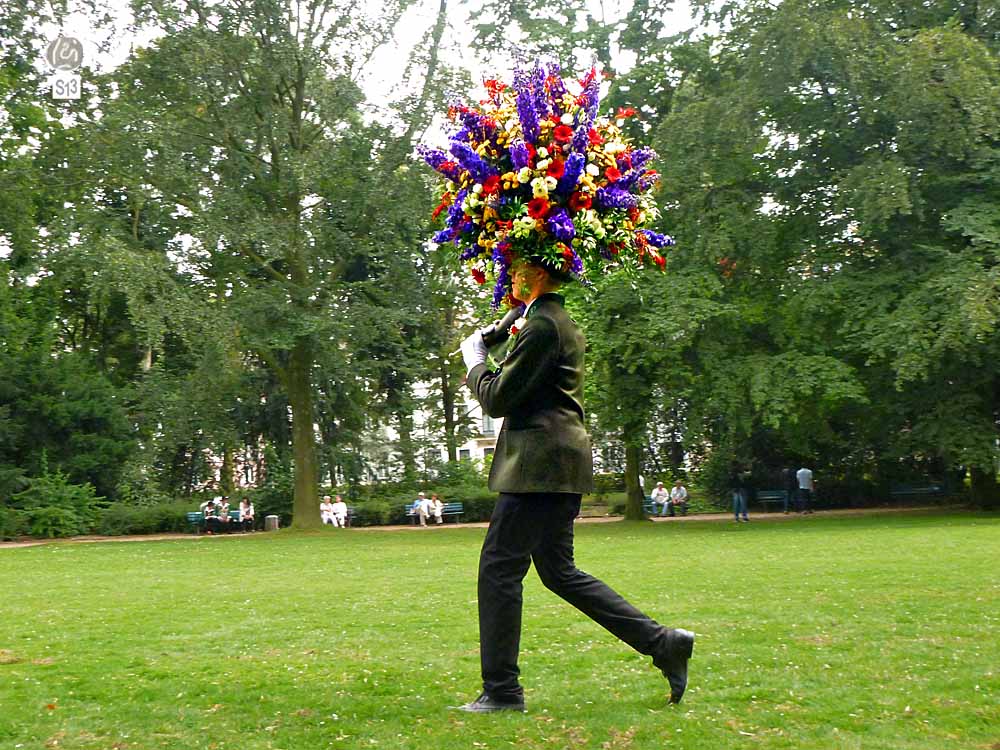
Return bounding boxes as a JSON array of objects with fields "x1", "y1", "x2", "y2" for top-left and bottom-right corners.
[
  {"x1": 320, "y1": 497, "x2": 335, "y2": 524},
  {"x1": 332, "y1": 497, "x2": 347, "y2": 526}
]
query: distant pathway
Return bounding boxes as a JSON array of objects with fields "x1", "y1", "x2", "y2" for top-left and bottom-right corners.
[{"x1": 0, "y1": 505, "x2": 963, "y2": 549}]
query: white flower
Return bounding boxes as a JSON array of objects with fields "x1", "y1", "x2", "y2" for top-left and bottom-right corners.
[
  {"x1": 512, "y1": 217, "x2": 536, "y2": 238},
  {"x1": 537, "y1": 146, "x2": 549, "y2": 159},
  {"x1": 544, "y1": 176, "x2": 558, "y2": 191},
  {"x1": 560, "y1": 113, "x2": 574, "y2": 125},
  {"x1": 531, "y1": 177, "x2": 549, "y2": 198},
  {"x1": 586, "y1": 163, "x2": 600, "y2": 177},
  {"x1": 536, "y1": 158, "x2": 550, "y2": 171},
  {"x1": 472, "y1": 183, "x2": 483, "y2": 194},
  {"x1": 517, "y1": 167, "x2": 532, "y2": 182}
]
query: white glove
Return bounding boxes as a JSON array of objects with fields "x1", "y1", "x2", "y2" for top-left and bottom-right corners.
[{"x1": 460, "y1": 330, "x2": 488, "y2": 372}]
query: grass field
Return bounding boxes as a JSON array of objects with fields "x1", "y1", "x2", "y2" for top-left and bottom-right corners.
[{"x1": 1, "y1": 511, "x2": 998, "y2": 750}]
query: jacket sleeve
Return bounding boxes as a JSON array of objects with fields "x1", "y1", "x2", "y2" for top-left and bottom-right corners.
[{"x1": 467, "y1": 315, "x2": 559, "y2": 418}]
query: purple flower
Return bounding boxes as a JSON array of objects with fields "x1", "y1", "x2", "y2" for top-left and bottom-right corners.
[
  {"x1": 571, "y1": 123, "x2": 590, "y2": 153},
  {"x1": 530, "y1": 64, "x2": 548, "y2": 121},
  {"x1": 418, "y1": 146, "x2": 461, "y2": 181},
  {"x1": 433, "y1": 227, "x2": 455, "y2": 244},
  {"x1": 460, "y1": 245, "x2": 484, "y2": 261},
  {"x1": 546, "y1": 207, "x2": 576, "y2": 242},
  {"x1": 556, "y1": 152, "x2": 585, "y2": 195},
  {"x1": 563, "y1": 246, "x2": 584, "y2": 276},
  {"x1": 453, "y1": 104, "x2": 497, "y2": 141},
  {"x1": 617, "y1": 148, "x2": 658, "y2": 190},
  {"x1": 581, "y1": 75, "x2": 600, "y2": 122},
  {"x1": 509, "y1": 140, "x2": 530, "y2": 170},
  {"x1": 596, "y1": 187, "x2": 639, "y2": 209},
  {"x1": 640, "y1": 230, "x2": 674, "y2": 248},
  {"x1": 446, "y1": 188, "x2": 468, "y2": 226},
  {"x1": 547, "y1": 63, "x2": 568, "y2": 115},
  {"x1": 491, "y1": 265, "x2": 510, "y2": 309},
  {"x1": 628, "y1": 147, "x2": 656, "y2": 173},
  {"x1": 636, "y1": 172, "x2": 660, "y2": 191},
  {"x1": 516, "y1": 87, "x2": 539, "y2": 144},
  {"x1": 450, "y1": 142, "x2": 497, "y2": 183}
]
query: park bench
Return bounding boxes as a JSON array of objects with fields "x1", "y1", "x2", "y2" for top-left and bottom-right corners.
[
  {"x1": 186, "y1": 511, "x2": 203, "y2": 533},
  {"x1": 755, "y1": 489, "x2": 790, "y2": 511},
  {"x1": 404, "y1": 502, "x2": 464, "y2": 524},
  {"x1": 889, "y1": 483, "x2": 945, "y2": 500},
  {"x1": 187, "y1": 510, "x2": 245, "y2": 533},
  {"x1": 643, "y1": 496, "x2": 658, "y2": 515}
]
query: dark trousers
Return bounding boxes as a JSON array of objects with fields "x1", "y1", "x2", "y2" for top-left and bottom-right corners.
[
  {"x1": 797, "y1": 488, "x2": 813, "y2": 512},
  {"x1": 477, "y1": 492, "x2": 669, "y2": 701}
]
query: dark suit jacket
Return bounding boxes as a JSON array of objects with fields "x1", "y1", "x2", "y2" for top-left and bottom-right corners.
[{"x1": 468, "y1": 293, "x2": 594, "y2": 494}]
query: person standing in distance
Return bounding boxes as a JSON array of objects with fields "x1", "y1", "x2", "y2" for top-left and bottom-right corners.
[
  {"x1": 796, "y1": 466, "x2": 815, "y2": 514},
  {"x1": 455, "y1": 257, "x2": 694, "y2": 713}
]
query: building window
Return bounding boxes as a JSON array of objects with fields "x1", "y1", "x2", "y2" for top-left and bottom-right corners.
[
  {"x1": 459, "y1": 449, "x2": 471, "y2": 460},
  {"x1": 482, "y1": 415, "x2": 495, "y2": 436},
  {"x1": 483, "y1": 447, "x2": 495, "y2": 458}
]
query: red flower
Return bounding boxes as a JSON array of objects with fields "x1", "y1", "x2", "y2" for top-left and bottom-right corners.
[
  {"x1": 620, "y1": 153, "x2": 632, "y2": 169},
  {"x1": 616, "y1": 106, "x2": 637, "y2": 118},
  {"x1": 431, "y1": 191, "x2": 452, "y2": 220},
  {"x1": 605, "y1": 166, "x2": 621, "y2": 182},
  {"x1": 560, "y1": 244, "x2": 574, "y2": 259},
  {"x1": 481, "y1": 175, "x2": 501, "y2": 195},
  {"x1": 608, "y1": 242, "x2": 622, "y2": 255},
  {"x1": 553, "y1": 125, "x2": 573, "y2": 144},
  {"x1": 527, "y1": 197, "x2": 550, "y2": 219},
  {"x1": 628, "y1": 206, "x2": 641, "y2": 223},
  {"x1": 653, "y1": 253, "x2": 666, "y2": 269},
  {"x1": 588, "y1": 128, "x2": 604, "y2": 146},
  {"x1": 471, "y1": 268, "x2": 486, "y2": 285},
  {"x1": 524, "y1": 143, "x2": 537, "y2": 166},
  {"x1": 546, "y1": 158, "x2": 565, "y2": 179},
  {"x1": 483, "y1": 78, "x2": 507, "y2": 98},
  {"x1": 568, "y1": 192, "x2": 592, "y2": 213}
]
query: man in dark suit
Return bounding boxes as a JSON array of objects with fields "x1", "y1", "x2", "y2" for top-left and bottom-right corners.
[{"x1": 455, "y1": 257, "x2": 694, "y2": 713}]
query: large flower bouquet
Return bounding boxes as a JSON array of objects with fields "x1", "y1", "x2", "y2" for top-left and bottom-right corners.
[{"x1": 419, "y1": 62, "x2": 673, "y2": 307}]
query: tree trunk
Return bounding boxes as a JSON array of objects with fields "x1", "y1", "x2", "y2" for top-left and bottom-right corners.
[
  {"x1": 624, "y1": 440, "x2": 646, "y2": 520},
  {"x1": 440, "y1": 359, "x2": 458, "y2": 462},
  {"x1": 287, "y1": 338, "x2": 321, "y2": 528},
  {"x1": 396, "y1": 409, "x2": 417, "y2": 480},
  {"x1": 220, "y1": 444, "x2": 235, "y2": 496},
  {"x1": 970, "y1": 465, "x2": 1000, "y2": 510}
]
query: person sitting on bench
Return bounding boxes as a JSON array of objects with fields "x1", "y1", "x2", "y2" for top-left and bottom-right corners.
[
  {"x1": 239, "y1": 496, "x2": 255, "y2": 531},
  {"x1": 331, "y1": 495, "x2": 348, "y2": 528},
  {"x1": 204, "y1": 499, "x2": 222, "y2": 534}
]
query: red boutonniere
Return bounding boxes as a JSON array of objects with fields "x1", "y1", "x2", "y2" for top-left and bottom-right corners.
[{"x1": 508, "y1": 316, "x2": 528, "y2": 338}]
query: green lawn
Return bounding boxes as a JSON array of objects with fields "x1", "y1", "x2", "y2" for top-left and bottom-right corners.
[{"x1": 1, "y1": 511, "x2": 997, "y2": 749}]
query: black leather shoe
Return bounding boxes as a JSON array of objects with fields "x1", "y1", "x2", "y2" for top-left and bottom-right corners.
[
  {"x1": 655, "y1": 628, "x2": 695, "y2": 704},
  {"x1": 454, "y1": 693, "x2": 526, "y2": 713}
]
